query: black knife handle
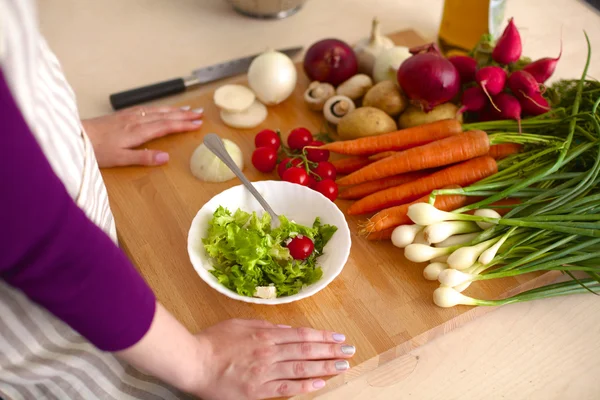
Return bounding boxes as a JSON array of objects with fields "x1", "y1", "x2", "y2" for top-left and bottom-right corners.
[{"x1": 109, "y1": 78, "x2": 186, "y2": 110}]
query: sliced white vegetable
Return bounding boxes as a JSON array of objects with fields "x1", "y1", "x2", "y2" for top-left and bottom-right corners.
[
  {"x1": 474, "y1": 208, "x2": 502, "y2": 229},
  {"x1": 220, "y1": 100, "x2": 268, "y2": 129},
  {"x1": 190, "y1": 138, "x2": 244, "y2": 182},
  {"x1": 391, "y1": 224, "x2": 423, "y2": 248},
  {"x1": 423, "y1": 262, "x2": 448, "y2": 281},
  {"x1": 247, "y1": 49, "x2": 297, "y2": 106},
  {"x1": 373, "y1": 46, "x2": 412, "y2": 83},
  {"x1": 254, "y1": 286, "x2": 277, "y2": 299},
  {"x1": 213, "y1": 84, "x2": 256, "y2": 112}
]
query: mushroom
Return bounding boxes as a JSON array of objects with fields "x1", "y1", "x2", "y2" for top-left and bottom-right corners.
[
  {"x1": 304, "y1": 81, "x2": 335, "y2": 111},
  {"x1": 335, "y1": 74, "x2": 374, "y2": 101},
  {"x1": 323, "y1": 95, "x2": 356, "y2": 125}
]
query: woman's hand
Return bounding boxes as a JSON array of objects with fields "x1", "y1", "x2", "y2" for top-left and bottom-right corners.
[
  {"x1": 82, "y1": 105, "x2": 203, "y2": 168},
  {"x1": 189, "y1": 318, "x2": 355, "y2": 400}
]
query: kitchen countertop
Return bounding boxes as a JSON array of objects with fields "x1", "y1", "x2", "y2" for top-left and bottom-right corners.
[{"x1": 38, "y1": 0, "x2": 600, "y2": 399}]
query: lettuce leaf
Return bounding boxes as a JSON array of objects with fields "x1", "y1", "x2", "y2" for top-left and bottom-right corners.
[{"x1": 201, "y1": 206, "x2": 337, "y2": 298}]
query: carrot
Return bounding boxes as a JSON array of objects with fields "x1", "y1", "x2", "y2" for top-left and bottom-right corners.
[
  {"x1": 336, "y1": 130, "x2": 490, "y2": 186},
  {"x1": 360, "y1": 193, "x2": 474, "y2": 235},
  {"x1": 347, "y1": 155, "x2": 498, "y2": 215},
  {"x1": 368, "y1": 151, "x2": 397, "y2": 161},
  {"x1": 316, "y1": 120, "x2": 463, "y2": 156},
  {"x1": 338, "y1": 170, "x2": 432, "y2": 200},
  {"x1": 488, "y1": 143, "x2": 522, "y2": 160},
  {"x1": 365, "y1": 227, "x2": 395, "y2": 241},
  {"x1": 331, "y1": 156, "x2": 372, "y2": 175}
]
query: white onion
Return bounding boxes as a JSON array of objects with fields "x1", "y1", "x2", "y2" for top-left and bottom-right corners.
[
  {"x1": 423, "y1": 262, "x2": 448, "y2": 280},
  {"x1": 407, "y1": 203, "x2": 457, "y2": 226},
  {"x1": 447, "y1": 238, "x2": 498, "y2": 270},
  {"x1": 424, "y1": 221, "x2": 480, "y2": 244},
  {"x1": 404, "y1": 243, "x2": 450, "y2": 263},
  {"x1": 373, "y1": 46, "x2": 412, "y2": 83},
  {"x1": 213, "y1": 84, "x2": 255, "y2": 112},
  {"x1": 434, "y1": 232, "x2": 480, "y2": 248},
  {"x1": 433, "y1": 286, "x2": 477, "y2": 308},
  {"x1": 247, "y1": 49, "x2": 297, "y2": 106},
  {"x1": 478, "y1": 232, "x2": 510, "y2": 265},
  {"x1": 219, "y1": 100, "x2": 267, "y2": 129},
  {"x1": 474, "y1": 208, "x2": 502, "y2": 229},
  {"x1": 453, "y1": 281, "x2": 472, "y2": 293},
  {"x1": 189, "y1": 138, "x2": 243, "y2": 182},
  {"x1": 391, "y1": 224, "x2": 423, "y2": 248},
  {"x1": 438, "y1": 269, "x2": 474, "y2": 287}
]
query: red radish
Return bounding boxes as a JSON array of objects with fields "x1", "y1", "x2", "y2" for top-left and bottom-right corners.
[
  {"x1": 448, "y1": 55, "x2": 477, "y2": 84},
  {"x1": 458, "y1": 86, "x2": 488, "y2": 114},
  {"x1": 490, "y1": 92, "x2": 522, "y2": 132},
  {"x1": 507, "y1": 70, "x2": 542, "y2": 98},
  {"x1": 519, "y1": 93, "x2": 551, "y2": 116},
  {"x1": 475, "y1": 66, "x2": 507, "y2": 111},
  {"x1": 522, "y1": 42, "x2": 563, "y2": 83},
  {"x1": 397, "y1": 44, "x2": 460, "y2": 112},
  {"x1": 303, "y1": 39, "x2": 358, "y2": 86},
  {"x1": 492, "y1": 17, "x2": 522, "y2": 65}
]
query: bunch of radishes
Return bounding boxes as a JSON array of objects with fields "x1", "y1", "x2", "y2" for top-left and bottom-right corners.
[
  {"x1": 250, "y1": 128, "x2": 339, "y2": 202},
  {"x1": 453, "y1": 18, "x2": 562, "y2": 127}
]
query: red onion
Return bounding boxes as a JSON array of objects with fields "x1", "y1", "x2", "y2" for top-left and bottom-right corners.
[
  {"x1": 397, "y1": 44, "x2": 460, "y2": 112},
  {"x1": 303, "y1": 39, "x2": 358, "y2": 86},
  {"x1": 448, "y1": 55, "x2": 477, "y2": 84}
]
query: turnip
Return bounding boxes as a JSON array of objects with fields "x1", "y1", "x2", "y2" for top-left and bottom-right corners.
[
  {"x1": 448, "y1": 55, "x2": 477, "y2": 84},
  {"x1": 491, "y1": 17, "x2": 522, "y2": 65},
  {"x1": 522, "y1": 42, "x2": 562, "y2": 83},
  {"x1": 475, "y1": 66, "x2": 507, "y2": 110}
]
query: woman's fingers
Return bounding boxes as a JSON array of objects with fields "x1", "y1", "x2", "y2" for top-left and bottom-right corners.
[
  {"x1": 268, "y1": 326, "x2": 347, "y2": 345},
  {"x1": 268, "y1": 359, "x2": 349, "y2": 381},
  {"x1": 122, "y1": 104, "x2": 195, "y2": 116},
  {"x1": 141, "y1": 108, "x2": 204, "y2": 124},
  {"x1": 274, "y1": 342, "x2": 356, "y2": 362},
  {"x1": 112, "y1": 149, "x2": 170, "y2": 167},
  {"x1": 258, "y1": 378, "x2": 327, "y2": 398},
  {"x1": 135, "y1": 119, "x2": 203, "y2": 144}
]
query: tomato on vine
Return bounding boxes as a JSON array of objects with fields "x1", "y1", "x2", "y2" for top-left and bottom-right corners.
[
  {"x1": 277, "y1": 157, "x2": 302, "y2": 178},
  {"x1": 254, "y1": 129, "x2": 280, "y2": 150},
  {"x1": 313, "y1": 179, "x2": 338, "y2": 201},
  {"x1": 282, "y1": 167, "x2": 309, "y2": 186},
  {"x1": 312, "y1": 161, "x2": 337, "y2": 181},
  {"x1": 251, "y1": 147, "x2": 278, "y2": 173},
  {"x1": 287, "y1": 127, "x2": 313, "y2": 150},
  {"x1": 305, "y1": 140, "x2": 329, "y2": 162}
]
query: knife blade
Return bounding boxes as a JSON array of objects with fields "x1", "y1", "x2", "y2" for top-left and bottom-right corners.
[{"x1": 109, "y1": 46, "x2": 303, "y2": 110}]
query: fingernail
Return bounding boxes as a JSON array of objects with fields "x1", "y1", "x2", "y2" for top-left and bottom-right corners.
[
  {"x1": 180, "y1": 105, "x2": 191, "y2": 111},
  {"x1": 312, "y1": 379, "x2": 326, "y2": 389},
  {"x1": 192, "y1": 120, "x2": 203, "y2": 125},
  {"x1": 277, "y1": 324, "x2": 292, "y2": 328},
  {"x1": 155, "y1": 152, "x2": 169, "y2": 164},
  {"x1": 332, "y1": 333, "x2": 345, "y2": 342},
  {"x1": 192, "y1": 107, "x2": 204, "y2": 114},
  {"x1": 335, "y1": 360, "x2": 350, "y2": 371},
  {"x1": 341, "y1": 345, "x2": 355, "y2": 355}
]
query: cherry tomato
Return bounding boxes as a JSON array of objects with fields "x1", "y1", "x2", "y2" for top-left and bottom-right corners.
[
  {"x1": 313, "y1": 179, "x2": 338, "y2": 201},
  {"x1": 287, "y1": 127, "x2": 313, "y2": 150},
  {"x1": 277, "y1": 157, "x2": 302, "y2": 178},
  {"x1": 312, "y1": 161, "x2": 337, "y2": 181},
  {"x1": 305, "y1": 140, "x2": 330, "y2": 162},
  {"x1": 254, "y1": 129, "x2": 280, "y2": 150},
  {"x1": 251, "y1": 147, "x2": 278, "y2": 173},
  {"x1": 307, "y1": 175, "x2": 317, "y2": 189},
  {"x1": 282, "y1": 167, "x2": 309, "y2": 186},
  {"x1": 287, "y1": 235, "x2": 315, "y2": 260}
]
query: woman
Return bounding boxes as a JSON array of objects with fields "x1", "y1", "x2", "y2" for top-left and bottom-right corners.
[{"x1": 0, "y1": 1, "x2": 355, "y2": 399}]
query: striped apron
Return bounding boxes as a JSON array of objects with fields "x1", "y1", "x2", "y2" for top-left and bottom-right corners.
[{"x1": 1, "y1": 1, "x2": 189, "y2": 398}]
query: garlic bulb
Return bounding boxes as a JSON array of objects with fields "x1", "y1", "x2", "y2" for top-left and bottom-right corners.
[
  {"x1": 373, "y1": 46, "x2": 412, "y2": 84},
  {"x1": 353, "y1": 17, "x2": 394, "y2": 76}
]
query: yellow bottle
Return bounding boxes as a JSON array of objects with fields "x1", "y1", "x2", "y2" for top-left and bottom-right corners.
[{"x1": 437, "y1": 0, "x2": 507, "y2": 56}]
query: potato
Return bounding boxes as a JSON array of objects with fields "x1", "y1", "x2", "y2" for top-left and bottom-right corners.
[
  {"x1": 337, "y1": 107, "x2": 397, "y2": 140},
  {"x1": 362, "y1": 81, "x2": 407, "y2": 117},
  {"x1": 398, "y1": 102, "x2": 463, "y2": 129}
]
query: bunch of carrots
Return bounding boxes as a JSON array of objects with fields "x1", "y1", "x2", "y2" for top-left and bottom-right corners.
[{"x1": 319, "y1": 119, "x2": 524, "y2": 240}]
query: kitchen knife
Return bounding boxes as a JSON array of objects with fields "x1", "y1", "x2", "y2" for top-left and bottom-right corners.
[{"x1": 109, "y1": 46, "x2": 303, "y2": 110}]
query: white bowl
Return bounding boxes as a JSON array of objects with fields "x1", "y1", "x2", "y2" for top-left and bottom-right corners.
[{"x1": 187, "y1": 180, "x2": 351, "y2": 305}]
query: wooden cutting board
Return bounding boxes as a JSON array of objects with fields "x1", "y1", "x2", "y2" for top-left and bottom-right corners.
[{"x1": 101, "y1": 29, "x2": 558, "y2": 398}]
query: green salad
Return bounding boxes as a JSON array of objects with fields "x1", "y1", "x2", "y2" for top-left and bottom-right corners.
[{"x1": 202, "y1": 206, "x2": 338, "y2": 298}]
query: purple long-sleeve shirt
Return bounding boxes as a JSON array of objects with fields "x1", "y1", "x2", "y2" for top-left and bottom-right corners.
[{"x1": 0, "y1": 68, "x2": 156, "y2": 352}]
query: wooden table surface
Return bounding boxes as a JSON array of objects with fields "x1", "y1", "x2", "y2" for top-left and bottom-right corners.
[{"x1": 38, "y1": 0, "x2": 600, "y2": 398}]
